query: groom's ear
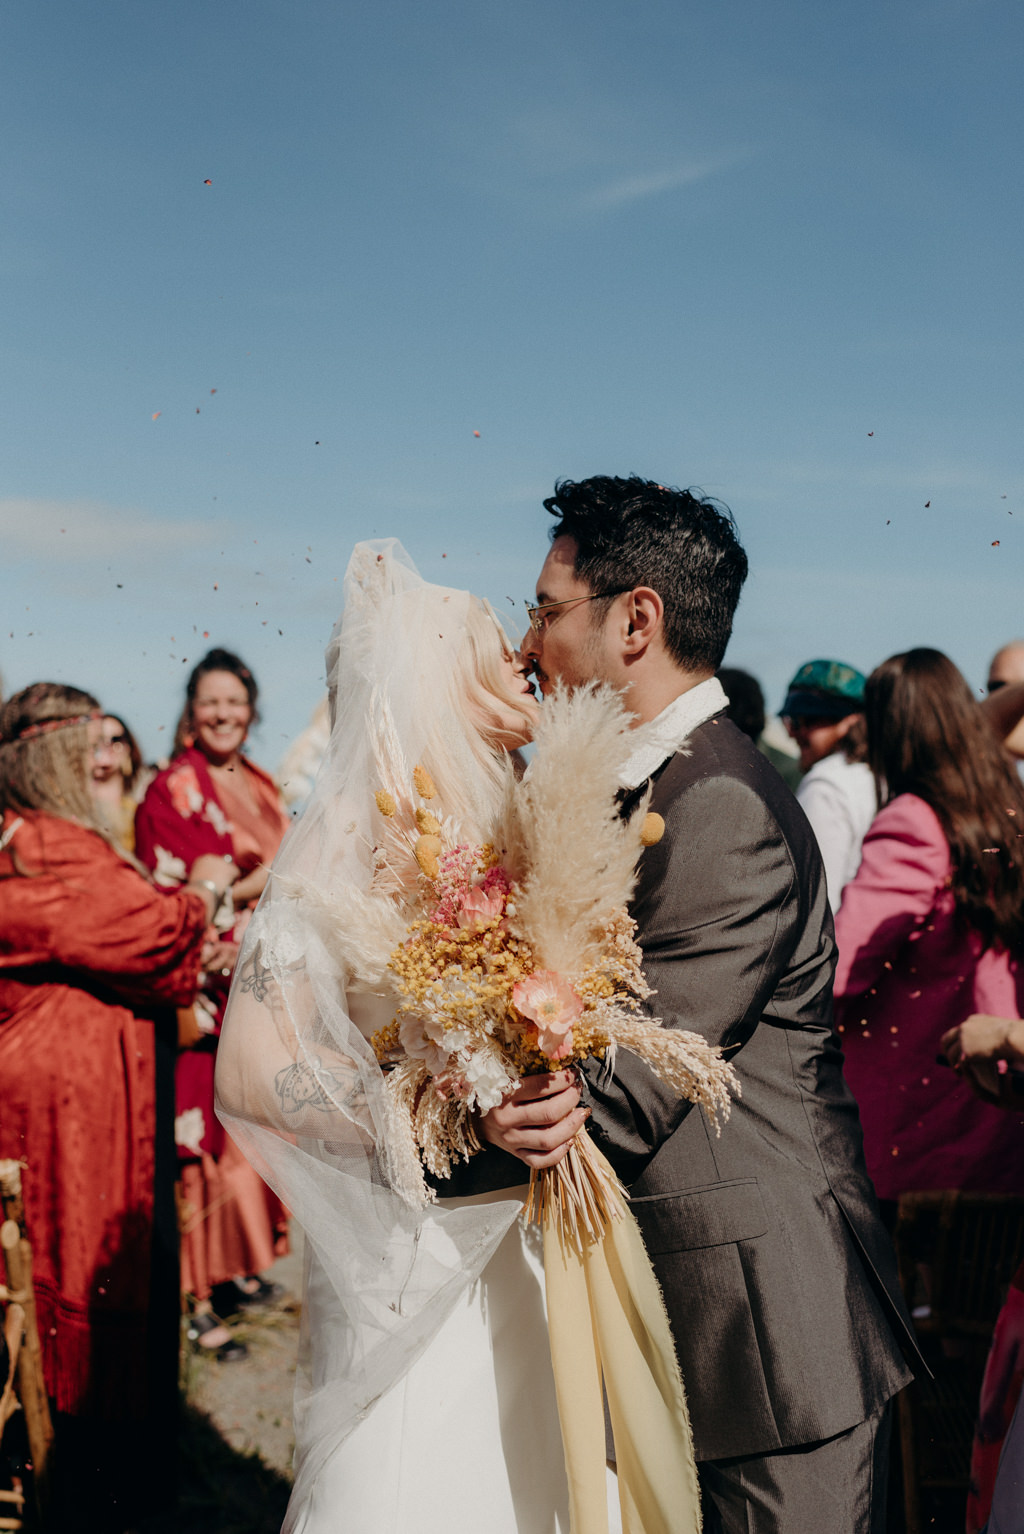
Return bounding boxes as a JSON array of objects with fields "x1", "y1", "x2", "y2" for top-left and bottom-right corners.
[{"x1": 621, "y1": 588, "x2": 663, "y2": 656}]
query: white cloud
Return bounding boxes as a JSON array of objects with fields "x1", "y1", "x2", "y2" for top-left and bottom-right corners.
[
  {"x1": 2, "y1": 498, "x2": 223, "y2": 562},
  {"x1": 577, "y1": 151, "x2": 752, "y2": 212}
]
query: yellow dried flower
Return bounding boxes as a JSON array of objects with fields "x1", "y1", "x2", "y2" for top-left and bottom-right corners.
[
  {"x1": 375, "y1": 790, "x2": 397, "y2": 818},
  {"x1": 414, "y1": 833, "x2": 443, "y2": 879},
  {"x1": 415, "y1": 807, "x2": 441, "y2": 835},
  {"x1": 640, "y1": 811, "x2": 665, "y2": 847},
  {"x1": 412, "y1": 765, "x2": 436, "y2": 800}
]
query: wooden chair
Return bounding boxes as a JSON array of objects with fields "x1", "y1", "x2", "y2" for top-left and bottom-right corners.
[
  {"x1": 893, "y1": 1190, "x2": 1024, "y2": 1534},
  {"x1": 0, "y1": 1163, "x2": 54, "y2": 1530}
]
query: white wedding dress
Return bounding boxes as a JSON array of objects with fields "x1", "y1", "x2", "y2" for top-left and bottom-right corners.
[
  {"x1": 215, "y1": 543, "x2": 621, "y2": 1534},
  {"x1": 288, "y1": 990, "x2": 573, "y2": 1533},
  {"x1": 295, "y1": 1197, "x2": 570, "y2": 1532}
]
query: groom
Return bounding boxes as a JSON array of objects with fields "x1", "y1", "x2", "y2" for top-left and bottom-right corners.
[{"x1": 479, "y1": 476, "x2": 921, "y2": 1533}]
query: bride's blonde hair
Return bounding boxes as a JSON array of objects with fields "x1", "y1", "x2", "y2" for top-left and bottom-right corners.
[{"x1": 418, "y1": 601, "x2": 535, "y2": 831}]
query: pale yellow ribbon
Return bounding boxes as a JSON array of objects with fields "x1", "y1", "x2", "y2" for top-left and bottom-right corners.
[{"x1": 542, "y1": 1140, "x2": 701, "y2": 1534}]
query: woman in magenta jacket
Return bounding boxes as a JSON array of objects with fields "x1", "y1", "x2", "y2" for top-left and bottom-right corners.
[{"x1": 834, "y1": 648, "x2": 1024, "y2": 1213}]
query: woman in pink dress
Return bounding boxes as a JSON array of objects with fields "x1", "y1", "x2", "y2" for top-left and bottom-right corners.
[
  {"x1": 135, "y1": 649, "x2": 291, "y2": 1351},
  {"x1": 834, "y1": 648, "x2": 1024, "y2": 1216}
]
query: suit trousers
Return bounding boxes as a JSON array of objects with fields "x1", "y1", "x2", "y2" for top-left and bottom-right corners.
[{"x1": 698, "y1": 1403, "x2": 891, "y2": 1534}]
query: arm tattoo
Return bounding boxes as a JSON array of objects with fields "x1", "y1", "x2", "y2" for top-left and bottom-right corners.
[{"x1": 275, "y1": 1059, "x2": 362, "y2": 1116}]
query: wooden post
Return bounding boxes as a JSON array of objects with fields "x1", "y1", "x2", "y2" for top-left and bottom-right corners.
[{"x1": 0, "y1": 1162, "x2": 53, "y2": 1523}]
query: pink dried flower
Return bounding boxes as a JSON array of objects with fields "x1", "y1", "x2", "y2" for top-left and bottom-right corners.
[
  {"x1": 481, "y1": 866, "x2": 511, "y2": 898},
  {"x1": 456, "y1": 885, "x2": 505, "y2": 931},
  {"x1": 513, "y1": 970, "x2": 583, "y2": 1061},
  {"x1": 432, "y1": 843, "x2": 481, "y2": 927}
]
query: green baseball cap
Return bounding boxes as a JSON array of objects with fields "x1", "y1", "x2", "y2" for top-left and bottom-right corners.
[{"x1": 782, "y1": 659, "x2": 866, "y2": 721}]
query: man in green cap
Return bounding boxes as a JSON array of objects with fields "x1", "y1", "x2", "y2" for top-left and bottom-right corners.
[{"x1": 782, "y1": 659, "x2": 876, "y2": 912}]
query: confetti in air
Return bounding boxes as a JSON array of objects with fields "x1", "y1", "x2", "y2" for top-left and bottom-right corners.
[
  {"x1": 473, "y1": 430, "x2": 481, "y2": 438},
  {"x1": 152, "y1": 412, "x2": 161, "y2": 420},
  {"x1": 204, "y1": 179, "x2": 212, "y2": 186}
]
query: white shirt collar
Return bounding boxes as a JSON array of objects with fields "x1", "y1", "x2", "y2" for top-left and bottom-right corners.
[{"x1": 619, "y1": 676, "x2": 728, "y2": 789}]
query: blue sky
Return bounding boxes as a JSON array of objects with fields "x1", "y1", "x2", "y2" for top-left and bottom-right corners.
[{"x1": 4, "y1": 0, "x2": 1021, "y2": 766}]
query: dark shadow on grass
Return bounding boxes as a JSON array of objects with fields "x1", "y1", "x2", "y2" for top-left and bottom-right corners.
[{"x1": 138, "y1": 1401, "x2": 291, "y2": 1534}]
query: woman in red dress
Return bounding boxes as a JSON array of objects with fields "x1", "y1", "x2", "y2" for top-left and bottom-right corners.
[
  {"x1": 135, "y1": 649, "x2": 291, "y2": 1339},
  {"x1": 0, "y1": 682, "x2": 233, "y2": 1528}
]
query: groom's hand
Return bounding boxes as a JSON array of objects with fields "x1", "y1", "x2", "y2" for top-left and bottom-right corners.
[{"x1": 478, "y1": 1071, "x2": 587, "y2": 1169}]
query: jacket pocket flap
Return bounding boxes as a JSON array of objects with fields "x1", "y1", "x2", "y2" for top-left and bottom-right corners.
[{"x1": 632, "y1": 1179, "x2": 768, "y2": 1253}]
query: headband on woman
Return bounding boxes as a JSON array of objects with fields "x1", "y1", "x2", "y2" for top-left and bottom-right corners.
[{"x1": 10, "y1": 711, "x2": 101, "y2": 743}]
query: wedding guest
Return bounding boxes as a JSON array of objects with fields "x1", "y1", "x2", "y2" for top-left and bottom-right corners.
[
  {"x1": 718, "y1": 666, "x2": 765, "y2": 742},
  {"x1": 783, "y1": 658, "x2": 875, "y2": 911},
  {"x1": 135, "y1": 648, "x2": 290, "y2": 1344},
  {"x1": 987, "y1": 640, "x2": 1024, "y2": 769},
  {"x1": 834, "y1": 649, "x2": 1024, "y2": 1221},
  {"x1": 718, "y1": 666, "x2": 801, "y2": 790},
  {"x1": 0, "y1": 682, "x2": 231, "y2": 1529},
  {"x1": 90, "y1": 711, "x2": 147, "y2": 852}
]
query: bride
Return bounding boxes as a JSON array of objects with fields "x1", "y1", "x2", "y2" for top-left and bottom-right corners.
[{"x1": 215, "y1": 540, "x2": 603, "y2": 1532}]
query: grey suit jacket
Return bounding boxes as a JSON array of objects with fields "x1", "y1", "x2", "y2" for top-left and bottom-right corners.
[
  {"x1": 586, "y1": 714, "x2": 919, "y2": 1459},
  {"x1": 442, "y1": 713, "x2": 921, "y2": 1461}
]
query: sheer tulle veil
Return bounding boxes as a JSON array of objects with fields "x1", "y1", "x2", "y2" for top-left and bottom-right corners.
[{"x1": 215, "y1": 541, "x2": 522, "y2": 1520}]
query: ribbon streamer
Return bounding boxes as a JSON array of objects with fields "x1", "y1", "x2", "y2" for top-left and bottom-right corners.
[{"x1": 542, "y1": 1135, "x2": 701, "y2": 1534}]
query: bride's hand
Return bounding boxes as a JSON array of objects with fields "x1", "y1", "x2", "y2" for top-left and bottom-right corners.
[{"x1": 478, "y1": 1071, "x2": 588, "y2": 1169}]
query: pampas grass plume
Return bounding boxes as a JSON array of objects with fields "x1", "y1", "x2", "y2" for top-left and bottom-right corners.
[{"x1": 512, "y1": 683, "x2": 643, "y2": 976}]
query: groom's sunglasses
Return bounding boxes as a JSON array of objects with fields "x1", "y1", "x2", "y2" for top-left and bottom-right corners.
[{"x1": 524, "y1": 589, "x2": 632, "y2": 634}]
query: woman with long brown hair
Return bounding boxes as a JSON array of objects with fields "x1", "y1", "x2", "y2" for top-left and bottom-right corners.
[
  {"x1": 89, "y1": 710, "x2": 150, "y2": 852},
  {"x1": 0, "y1": 682, "x2": 233, "y2": 1529},
  {"x1": 135, "y1": 648, "x2": 291, "y2": 1345},
  {"x1": 834, "y1": 648, "x2": 1024, "y2": 1214}
]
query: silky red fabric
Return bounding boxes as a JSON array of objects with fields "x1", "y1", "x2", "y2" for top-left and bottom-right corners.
[
  {"x1": 0, "y1": 809, "x2": 206, "y2": 1416},
  {"x1": 834, "y1": 793, "x2": 1024, "y2": 1200},
  {"x1": 135, "y1": 749, "x2": 290, "y2": 1295}
]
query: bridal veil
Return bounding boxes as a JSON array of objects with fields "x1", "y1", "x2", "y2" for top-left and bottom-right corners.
[{"x1": 215, "y1": 541, "x2": 522, "y2": 1514}]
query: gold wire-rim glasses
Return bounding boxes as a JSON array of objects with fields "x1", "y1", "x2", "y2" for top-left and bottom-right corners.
[{"x1": 523, "y1": 589, "x2": 632, "y2": 634}]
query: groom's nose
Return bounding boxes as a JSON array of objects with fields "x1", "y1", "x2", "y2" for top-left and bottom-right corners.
[{"x1": 520, "y1": 624, "x2": 541, "y2": 661}]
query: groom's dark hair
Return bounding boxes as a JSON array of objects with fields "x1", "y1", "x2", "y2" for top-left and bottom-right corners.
[{"x1": 543, "y1": 475, "x2": 748, "y2": 672}]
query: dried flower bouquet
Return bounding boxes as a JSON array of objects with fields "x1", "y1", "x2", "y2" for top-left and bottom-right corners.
[{"x1": 326, "y1": 682, "x2": 737, "y2": 1249}]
